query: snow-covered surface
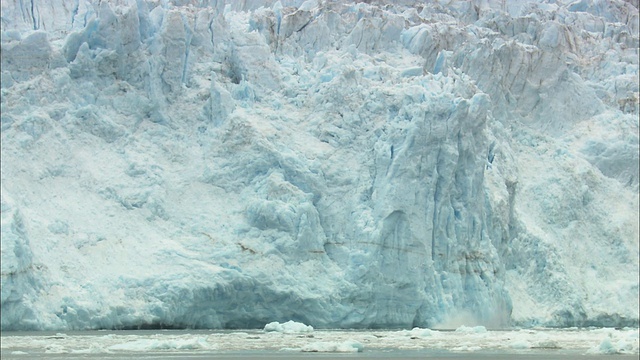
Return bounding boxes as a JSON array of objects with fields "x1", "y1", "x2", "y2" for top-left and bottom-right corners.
[
  {"x1": 1, "y1": 0, "x2": 638, "y2": 330},
  {"x1": 0, "y1": 327, "x2": 638, "y2": 355}
]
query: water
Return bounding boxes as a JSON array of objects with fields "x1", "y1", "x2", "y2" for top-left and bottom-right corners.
[
  {"x1": 2, "y1": 350, "x2": 639, "y2": 360},
  {"x1": 1, "y1": 328, "x2": 638, "y2": 359}
]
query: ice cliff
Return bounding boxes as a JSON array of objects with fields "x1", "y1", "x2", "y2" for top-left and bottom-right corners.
[{"x1": 1, "y1": 0, "x2": 638, "y2": 330}]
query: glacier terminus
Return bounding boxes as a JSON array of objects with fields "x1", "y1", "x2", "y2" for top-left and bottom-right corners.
[{"x1": 0, "y1": 0, "x2": 638, "y2": 331}]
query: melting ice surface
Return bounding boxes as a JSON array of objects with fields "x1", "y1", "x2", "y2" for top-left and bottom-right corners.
[
  {"x1": 1, "y1": 323, "x2": 639, "y2": 358},
  {"x1": 1, "y1": 0, "x2": 639, "y2": 331}
]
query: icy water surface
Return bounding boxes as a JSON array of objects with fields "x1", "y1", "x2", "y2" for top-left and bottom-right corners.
[{"x1": 1, "y1": 328, "x2": 638, "y2": 359}]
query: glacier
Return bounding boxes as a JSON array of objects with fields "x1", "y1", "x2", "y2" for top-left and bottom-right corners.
[{"x1": 0, "y1": 0, "x2": 638, "y2": 331}]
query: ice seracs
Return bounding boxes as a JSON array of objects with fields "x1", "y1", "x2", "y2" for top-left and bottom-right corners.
[{"x1": 0, "y1": 0, "x2": 638, "y2": 330}]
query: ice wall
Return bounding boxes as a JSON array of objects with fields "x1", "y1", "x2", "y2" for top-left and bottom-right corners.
[{"x1": 1, "y1": 0, "x2": 638, "y2": 330}]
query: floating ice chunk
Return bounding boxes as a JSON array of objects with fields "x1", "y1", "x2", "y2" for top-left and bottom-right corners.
[
  {"x1": 301, "y1": 340, "x2": 363, "y2": 353},
  {"x1": 454, "y1": 325, "x2": 488, "y2": 334},
  {"x1": 264, "y1": 322, "x2": 284, "y2": 332},
  {"x1": 279, "y1": 347, "x2": 300, "y2": 351},
  {"x1": 534, "y1": 340, "x2": 561, "y2": 349},
  {"x1": 587, "y1": 338, "x2": 619, "y2": 355},
  {"x1": 70, "y1": 344, "x2": 109, "y2": 354},
  {"x1": 586, "y1": 331, "x2": 639, "y2": 355},
  {"x1": 11, "y1": 351, "x2": 28, "y2": 355},
  {"x1": 108, "y1": 337, "x2": 211, "y2": 352},
  {"x1": 614, "y1": 339, "x2": 636, "y2": 354},
  {"x1": 451, "y1": 345, "x2": 482, "y2": 352},
  {"x1": 44, "y1": 344, "x2": 67, "y2": 353},
  {"x1": 264, "y1": 320, "x2": 314, "y2": 333},
  {"x1": 508, "y1": 339, "x2": 532, "y2": 349},
  {"x1": 409, "y1": 327, "x2": 434, "y2": 338}
]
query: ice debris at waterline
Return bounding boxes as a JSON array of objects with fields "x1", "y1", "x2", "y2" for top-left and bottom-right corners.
[
  {"x1": 0, "y1": 327, "x2": 638, "y2": 355},
  {"x1": 1, "y1": 0, "x2": 638, "y2": 330}
]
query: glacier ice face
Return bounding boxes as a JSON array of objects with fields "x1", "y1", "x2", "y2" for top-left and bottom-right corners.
[
  {"x1": 0, "y1": 0, "x2": 638, "y2": 330},
  {"x1": 1, "y1": 189, "x2": 44, "y2": 329}
]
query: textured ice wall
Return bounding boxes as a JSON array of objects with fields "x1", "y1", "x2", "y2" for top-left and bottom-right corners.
[{"x1": 1, "y1": 0, "x2": 638, "y2": 330}]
